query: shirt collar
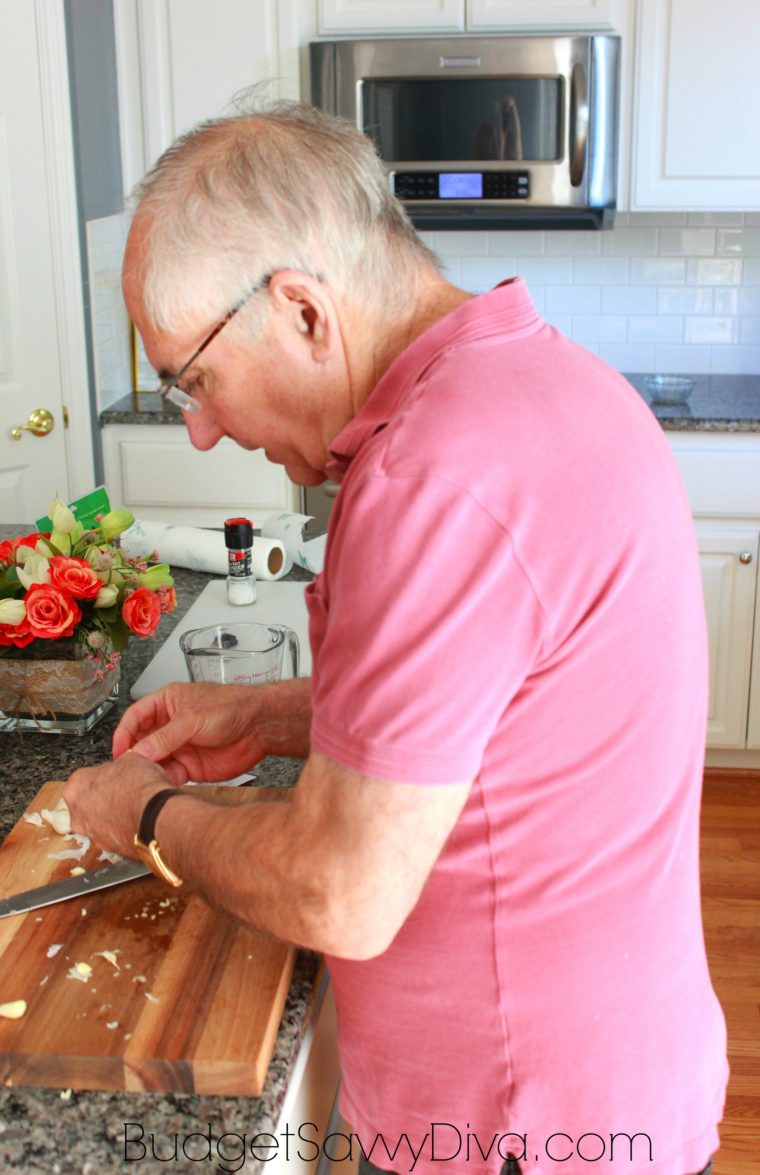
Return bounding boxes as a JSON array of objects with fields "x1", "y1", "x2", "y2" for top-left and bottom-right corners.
[{"x1": 326, "y1": 278, "x2": 542, "y2": 480}]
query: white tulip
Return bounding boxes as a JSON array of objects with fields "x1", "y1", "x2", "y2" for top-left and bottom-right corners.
[
  {"x1": 94, "y1": 584, "x2": 119, "y2": 608},
  {"x1": 47, "y1": 497, "x2": 76, "y2": 534},
  {"x1": 17, "y1": 554, "x2": 50, "y2": 590},
  {"x1": 0, "y1": 598, "x2": 26, "y2": 626}
]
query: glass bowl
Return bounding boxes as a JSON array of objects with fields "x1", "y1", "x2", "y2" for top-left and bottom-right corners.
[{"x1": 644, "y1": 375, "x2": 696, "y2": 405}]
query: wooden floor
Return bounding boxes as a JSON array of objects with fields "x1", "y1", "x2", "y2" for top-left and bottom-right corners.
[{"x1": 701, "y1": 770, "x2": 760, "y2": 1175}]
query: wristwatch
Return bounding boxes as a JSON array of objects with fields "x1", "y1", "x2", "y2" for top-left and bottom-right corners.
[{"x1": 133, "y1": 788, "x2": 184, "y2": 888}]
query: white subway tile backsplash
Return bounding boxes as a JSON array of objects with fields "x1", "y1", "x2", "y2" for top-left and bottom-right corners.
[
  {"x1": 461, "y1": 257, "x2": 516, "y2": 292},
  {"x1": 629, "y1": 212, "x2": 688, "y2": 226},
  {"x1": 601, "y1": 285, "x2": 656, "y2": 314},
  {"x1": 630, "y1": 258, "x2": 686, "y2": 286},
  {"x1": 572, "y1": 257, "x2": 630, "y2": 285},
  {"x1": 708, "y1": 345, "x2": 760, "y2": 374},
  {"x1": 516, "y1": 257, "x2": 573, "y2": 286},
  {"x1": 714, "y1": 287, "x2": 760, "y2": 315},
  {"x1": 657, "y1": 229, "x2": 715, "y2": 257},
  {"x1": 489, "y1": 231, "x2": 545, "y2": 256},
  {"x1": 429, "y1": 215, "x2": 757, "y2": 377},
  {"x1": 544, "y1": 231, "x2": 601, "y2": 256},
  {"x1": 717, "y1": 229, "x2": 760, "y2": 256},
  {"x1": 740, "y1": 318, "x2": 760, "y2": 345},
  {"x1": 433, "y1": 231, "x2": 489, "y2": 256},
  {"x1": 687, "y1": 258, "x2": 743, "y2": 286},
  {"x1": 598, "y1": 343, "x2": 656, "y2": 370},
  {"x1": 657, "y1": 286, "x2": 713, "y2": 315},
  {"x1": 601, "y1": 228, "x2": 657, "y2": 256},
  {"x1": 654, "y1": 345, "x2": 711, "y2": 374},
  {"x1": 684, "y1": 316, "x2": 741, "y2": 345},
  {"x1": 687, "y1": 212, "x2": 745, "y2": 227},
  {"x1": 547, "y1": 285, "x2": 601, "y2": 314},
  {"x1": 571, "y1": 315, "x2": 627, "y2": 344},
  {"x1": 628, "y1": 315, "x2": 684, "y2": 344}
]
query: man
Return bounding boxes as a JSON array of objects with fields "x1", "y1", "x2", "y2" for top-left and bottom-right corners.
[{"x1": 64, "y1": 101, "x2": 726, "y2": 1175}]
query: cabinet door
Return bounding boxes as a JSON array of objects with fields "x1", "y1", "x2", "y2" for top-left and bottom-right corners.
[
  {"x1": 633, "y1": 0, "x2": 760, "y2": 209},
  {"x1": 696, "y1": 524, "x2": 758, "y2": 749},
  {"x1": 318, "y1": 0, "x2": 464, "y2": 34},
  {"x1": 467, "y1": 0, "x2": 625, "y2": 31},
  {"x1": 745, "y1": 564, "x2": 760, "y2": 751},
  {"x1": 102, "y1": 424, "x2": 300, "y2": 528},
  {"x1": 117, "y1": 0, "x2": 305, "y2": 175}
]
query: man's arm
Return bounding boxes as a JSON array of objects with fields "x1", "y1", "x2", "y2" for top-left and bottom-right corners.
[{"x1": 64, "y1": 749, "x2": 470, "y2": 960}]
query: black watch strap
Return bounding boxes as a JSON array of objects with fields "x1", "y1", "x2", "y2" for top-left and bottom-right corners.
[
  {"x1": 137, "y1": 788, "x2": 183, "y2": 845},
  {"x1": 134, "y1": 788, "x2": 184, "y2": 887}
]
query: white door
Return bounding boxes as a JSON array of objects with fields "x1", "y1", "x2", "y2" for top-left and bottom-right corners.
[{"x1": 0, "y1": 1, "x2": 74, "y2": 522}]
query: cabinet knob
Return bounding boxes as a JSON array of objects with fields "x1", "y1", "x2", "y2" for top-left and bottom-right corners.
[{"x1": 739, "y1": 551, "x2": 754, "y2": 565}]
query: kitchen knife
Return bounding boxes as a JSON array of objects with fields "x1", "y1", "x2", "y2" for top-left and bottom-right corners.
[{"x1": 0, "y1": 858, "x2": 152, "y2": 918}]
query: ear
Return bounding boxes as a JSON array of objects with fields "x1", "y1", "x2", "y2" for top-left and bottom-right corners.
[{"x1": 266, "y1": 270, "x2": 337, "y2": 362}]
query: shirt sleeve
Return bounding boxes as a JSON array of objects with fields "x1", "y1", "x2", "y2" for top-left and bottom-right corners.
[{"x1": 307, "y1": 469, "x2": 547, "y2": 784}]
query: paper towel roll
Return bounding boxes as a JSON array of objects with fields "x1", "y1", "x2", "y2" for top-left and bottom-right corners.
[{"x1": 121, "y1": 520, "x2": 288, "y2": 581}]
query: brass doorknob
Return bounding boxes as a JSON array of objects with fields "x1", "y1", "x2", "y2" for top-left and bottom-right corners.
[{"x1": 10, "y1": 408, "x2": 55, "y2": 441}]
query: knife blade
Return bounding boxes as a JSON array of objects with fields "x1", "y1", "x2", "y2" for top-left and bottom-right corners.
[{"x1": 0, "y1": 858, "x2": 152, "y2": 918}]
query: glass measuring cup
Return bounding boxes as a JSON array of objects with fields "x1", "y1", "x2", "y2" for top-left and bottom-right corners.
[{"x1": 179, "y1": 622, "x2": 299, "y2": 686}]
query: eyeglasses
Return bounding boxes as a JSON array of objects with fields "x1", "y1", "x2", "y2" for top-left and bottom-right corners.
[{"x1": 157, "y1": 276, "x2": 271, "y2": 413}]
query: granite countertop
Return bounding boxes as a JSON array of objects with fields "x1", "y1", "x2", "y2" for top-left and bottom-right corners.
[
  {"x1": 0, "y1": 528, "x2": 320, "y2": 1175},
  {"x1": 100, "y1": 374, "x2": 760, "y2": 432}
]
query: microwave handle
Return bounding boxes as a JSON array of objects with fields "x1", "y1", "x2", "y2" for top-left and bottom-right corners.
[{"x1": 569, "y1": 62, "x2": 589, "y2": 188}]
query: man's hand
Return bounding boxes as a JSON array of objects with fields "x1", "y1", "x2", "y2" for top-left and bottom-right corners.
[
  {"x1": 112, "y1": 682, "x2": 269, "y2": 783},
  {"x1": 63, "y1": 753, "x2": 171, "y2": 858}
]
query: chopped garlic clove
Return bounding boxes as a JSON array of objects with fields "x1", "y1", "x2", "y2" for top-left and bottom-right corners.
[
  {"x1": 97, "y1": 850, "x2": 122, "y2": 865},
  {"x1": 67, "y1": 962, "x2": 92, "y2": 983},
  {"x1": 22, "y1": 812, "x2": 44, "y2": 827},
  {"x1": 0, "y1": 1000, "x2": 27, "y2": 1019},
  {"x1": 46, "y1": 944, "x2": 62, "y2": 959},
  {"x1": 93, "y1": 950, "x2": 120, "y2": 971},
  {"x1": 40, "y1": 799, "x2": 71, "y2": 836}
]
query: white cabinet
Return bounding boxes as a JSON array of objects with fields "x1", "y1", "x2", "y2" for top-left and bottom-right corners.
[
  {"x1": 467, "y1": 0, "x2": 626, "y2": 32},
  {"x1": 114, "y1": 0, "x2": 315, "y2": 185},
  {"x1": 318, "y1": 0, "x2": 464, "y2": 34},
  {"x1": 632, "y1": 0, "x2": 760, "y2": 210},
  {"x1": 102, "y1": 423, "x2": 299, "y2": 528},
  {"x1": 317, "y1": 0, "x2": 625, "y2": 33},
  {"x1": 695, "y1": 524, "x2": 758, "y2": 749},
  {"x1": 669, "y1": 433, "x2": 760, "y2": 757}
]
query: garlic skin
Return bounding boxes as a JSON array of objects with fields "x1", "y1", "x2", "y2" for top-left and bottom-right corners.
[{"x1": 0, "y1": 1000, "x2": 27, "y2": 1019}]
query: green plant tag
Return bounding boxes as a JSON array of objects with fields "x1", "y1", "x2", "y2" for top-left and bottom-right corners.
[{"x1": 36, "y1": 486, "x2": 111, "y2": 533}]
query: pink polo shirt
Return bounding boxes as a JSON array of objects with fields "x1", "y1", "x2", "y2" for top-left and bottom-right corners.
[{"x1": 306, "y1": 279, "x2": 727, "y2": 1175}]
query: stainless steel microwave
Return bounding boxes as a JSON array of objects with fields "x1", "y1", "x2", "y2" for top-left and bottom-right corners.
[{"x1": 309, "y1": 35, "x2": 620, "y2": 230}]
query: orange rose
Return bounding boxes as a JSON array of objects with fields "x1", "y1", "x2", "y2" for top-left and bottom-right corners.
[
  {"x1": 48, "y1": 555, "x2": 102, "y2": 600},
  {"x1": 24, "y1": 583, "x2": 82, "y2": 639},
  {"x1": 0, "y1": 532, "x2": 49, "y2": 565},
  {"x1": 0, "y1": 624, "x2": 35, "y2": 648},
  {"x1": 122, "y1": 587, "x2": 161, "y2": 637}
]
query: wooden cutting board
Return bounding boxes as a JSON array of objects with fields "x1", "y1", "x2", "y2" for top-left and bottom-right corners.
[{"x1": 0, "y1": 779, "x2": 295, "y2": 1095}]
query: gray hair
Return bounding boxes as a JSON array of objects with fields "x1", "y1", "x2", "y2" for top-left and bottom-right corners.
[{"x1": 128, "y1": 99, "x2": 440, "y2": 337}]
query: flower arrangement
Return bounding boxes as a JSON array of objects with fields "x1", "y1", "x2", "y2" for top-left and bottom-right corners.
[{"x1": 0, "y1": 498, "x2": 175, "y2": 674}]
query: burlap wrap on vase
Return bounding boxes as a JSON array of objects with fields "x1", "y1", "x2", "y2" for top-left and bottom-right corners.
[{"x1": 0, "y1": 657, "x2": 119, "y2": 725}]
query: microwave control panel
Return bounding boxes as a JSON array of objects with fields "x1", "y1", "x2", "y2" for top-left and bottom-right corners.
[{"x1": 392, "y1": 171, "x2": 530, "y2": 201}]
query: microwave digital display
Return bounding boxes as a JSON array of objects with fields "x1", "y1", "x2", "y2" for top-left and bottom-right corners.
[
  {"x1": 362, "y1": 77, "x2": 562, "y2": 163},
  {"x1": 439, "y1": 173, "x2": 482, "y2": 199}
]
